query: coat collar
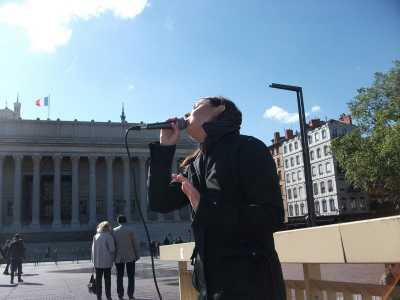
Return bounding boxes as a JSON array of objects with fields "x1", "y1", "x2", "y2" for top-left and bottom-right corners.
[{"x1": 200, "y1": 119, "x2": 240, "y2": 153}]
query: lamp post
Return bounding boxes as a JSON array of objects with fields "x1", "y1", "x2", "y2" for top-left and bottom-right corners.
[{"x1": 269, "y1": 83, "x2": 316, "y2": 227}]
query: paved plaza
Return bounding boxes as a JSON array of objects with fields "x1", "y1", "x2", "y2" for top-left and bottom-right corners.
[
  {"x1": 0, "y1": 258, "x2": 180, "y2": 300},
  {"x1": 0, "y1": 257, "x2": 386, "y2": 300}
]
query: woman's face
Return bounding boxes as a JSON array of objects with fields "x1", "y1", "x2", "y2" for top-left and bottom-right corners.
[{"x1": 185, "y1": 100, "x2": 224, "y2": 142}]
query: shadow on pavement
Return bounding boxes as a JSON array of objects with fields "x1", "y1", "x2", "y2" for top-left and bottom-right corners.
[
  {"x1": 0, "y1": 284, "x2": 16, "y2": 287},
  {"x1": 20, "y1": 282, "x2": 44, "y2": 286}
]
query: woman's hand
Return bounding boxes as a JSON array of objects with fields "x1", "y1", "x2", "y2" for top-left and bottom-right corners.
[
  {"x1": 160, "y1": 118, "x2": 181, "y2": 145},
  {"x1": 172, "y1": 174, "x2": 200, "y2": 211}
]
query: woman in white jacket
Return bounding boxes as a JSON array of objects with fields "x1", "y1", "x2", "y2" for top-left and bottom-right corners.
[{"x1": 92, "y1": 221, "x2": 115, "y2": 300}]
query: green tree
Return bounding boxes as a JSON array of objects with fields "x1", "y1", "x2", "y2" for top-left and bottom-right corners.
[{"x1": 331, "y1": 61, "x2": 400, "y2": 211}]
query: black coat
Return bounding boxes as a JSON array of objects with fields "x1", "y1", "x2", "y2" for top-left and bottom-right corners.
[
  {"x1": 7, "y1": 238, "x2": 25, "y2": 262},
  {"x1": 149, "y1": 127, "x2": 286, "y2": 300}
]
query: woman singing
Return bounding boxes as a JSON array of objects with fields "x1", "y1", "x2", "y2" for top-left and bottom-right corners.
[{"x1": 148, "y1": 96, "x2": 286, "y2": 299}]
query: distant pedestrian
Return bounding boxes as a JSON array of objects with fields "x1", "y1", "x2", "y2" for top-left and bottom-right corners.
[
  {"x1": 53, "y1": 248, "x2": 58, "y2": 265},
  {"x1": 113, "y1": 215, "x2": 140, "y2": 300},
  {"x1": 175, "y1": 236, "x2": 183, "y2": 244},
  {"x1": 150, "y1": 241, "x2": 157, "y2": 258},
  {"x1": 8, "y1": 234, "x2": 25, "y2": 284},
  {"x1": 2, "y1": 239, "x2": 11, "y2": 275},
  {"x1": 163, "y1": 236, "x2": 170, "y2": 245},
  {"x1": 45, "y1": 246, "x2": 51, "y2": 260},
  {"x1": 92, "y1": 221, "x2": 115, "y2": 300}
]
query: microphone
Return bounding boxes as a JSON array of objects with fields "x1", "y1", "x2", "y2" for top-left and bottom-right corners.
[{"x1": 129, "y1": 118, "x2": 188, "y2": 130}]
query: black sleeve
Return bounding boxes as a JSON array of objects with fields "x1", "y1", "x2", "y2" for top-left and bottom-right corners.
[
  {"x1": 148, "y1": 142, "x2": 189, "y2": 213},
  {"x1": 238, "y1": 137, "x2": 284, "y2": 233}
]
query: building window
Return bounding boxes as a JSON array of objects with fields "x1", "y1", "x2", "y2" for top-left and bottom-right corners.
[
  {"x1": 320, "y1": 181, "x2": 326, "y2": 194},
  {"x1": 286, "y1": 173, "x2": 290, "y2": 183},
  {"x1": 308, "y1": 135, "x2": 313, "y2": 144},
  {"x1": 296, "y1": 155, "x2": 300, "y2": 165},
  {"x1": 326, "y1": 162, "x2": 331, "y2": 173},
  {"x1": 298, "y1": 186, "x2": 303, "y2": 198},
  {"x1": 322, "y1": 200, "x2": 327, "y2": 212},
  {"x1": 300, "y1": 203, "x2": 304, "y2": 215},
  {"x1": 289, "y1": 143, "x2": 293, "y2": 152},
  {"x1": 315, "y1": 132, "x2": 320, "y2": 142},
  {"x1": 328, "y1": 180, "x2": 333, "y2": 192},
  {"x1": 322, "y1": 129, "x2": 326, "y2": 139},
  {"x1": 297, "y1": 170, "x2": 302, "y2": 181},
  {"x1": 289, "y1": 205, "x2": 293, "y2": 216},
  {"x1": 315, "y1": 201, "x2": 320, "y2": 214},
  {"x1": 313, "y1": 183, "x2": 319, "y2": 195},
  {"x1": 310, "y1": 151, "x2": 314, "y2": 160},
  {"x1": 294, "y1": 141, "x2": 298, "y2": 150},
  {"x1": 317, "y1": 148, "x2": 321, "y2": 158},
  {"x1": 324, "y1": 145, "x2": 330, "y2": 156},
  {"x1": 295, "y1": 204, "x2": 299, "y2": 216},
  {"x1": 292, "y1": 172, "x2": 296, "y2": 182},
  {"x1": 290, "y1": 157, "x2": 294, "y2": 167},
  {"x1": 350, "y1": 198, "x2": 357, "y2": 209},
  {"x1": 293, "y1": 188, "x2": 298, "y2": 199},
  {"x1": 312, "y1": 166, "x2": 316, "y2": 177},
  {"x1": 285, "y1": 159, "x2": 289, "y2": 168},
  {"x1": 359, "y1": 198, "x2": 366, "y2": 209},
  {"x1": 318, "y1": 164, "x2": 323, "y2": 175},
  {"x1": 288, "y1": 189, "x2": 292, "y2": 199},
  {"x1": 329, "y1": 198, "x2": 335, "y2": 211},
  {"x1": 284, "y1": 145, "x2": 287, "y2": 154}
]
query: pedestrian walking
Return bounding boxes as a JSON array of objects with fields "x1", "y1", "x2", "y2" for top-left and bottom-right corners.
[
  {"x1": 8, "y1": 234, "x2": 25, "y2": 284},
  {"x1": 113, "y1": 215, "x2": 140, "y2": 300},
  {"x1": 92, "y1": 221, "x2": 115, "y2": 300},
  {"x1": 2, "y1": 239, "x2": 11, "y2": 275}
]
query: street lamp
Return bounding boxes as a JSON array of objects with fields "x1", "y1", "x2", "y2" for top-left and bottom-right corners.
[{"x1": 269, "y1": 83, "x2": 316, "y2": 227}]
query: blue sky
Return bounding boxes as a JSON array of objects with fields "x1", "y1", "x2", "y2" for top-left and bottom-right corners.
[{"x1": 0, "y1": 0, "x2": 399, "y2": 144}]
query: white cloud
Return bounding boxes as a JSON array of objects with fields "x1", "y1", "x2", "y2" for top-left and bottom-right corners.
[
  {"x1": 0, "y1": 0, "x2": 148, "y2": 53},
  {"x1": 263, "y1": 105, "x2": 299, "y2": 124},
  {"x1": 311, "y1": 105, "x2": 321, "y2": 112},
  {"x1": 128, "y1": 83, "x2": 135, "y2": 90}
]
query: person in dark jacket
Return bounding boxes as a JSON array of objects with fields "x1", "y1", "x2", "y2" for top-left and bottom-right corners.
[
  {"x1": 148, "y1": 96, "x2": 286, "y2": 299},
  {"x1": 2, "y1": 239, "x2": 11, "y2": 275},
  {"x1": 8, "y1": 234, "x2": 25, "y2": 284}
]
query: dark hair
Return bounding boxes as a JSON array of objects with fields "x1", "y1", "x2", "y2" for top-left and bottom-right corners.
[
  {"x1": 117, "y1": 215, "x2": 127, "y2": 224},
  {"x1": 180, "y1": 96, "x2": 242, "y2": 168}
]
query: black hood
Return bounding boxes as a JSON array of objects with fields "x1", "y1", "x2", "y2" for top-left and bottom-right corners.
[{"x1": 201, "y1": 119, "x2": 241, "y2": 152}]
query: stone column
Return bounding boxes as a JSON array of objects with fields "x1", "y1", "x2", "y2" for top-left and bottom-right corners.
[
  {"x1": 52, "y1": 155, "x2": 62, "y2": 227},
  {"x1": 122, "y1": 157, "x2": 132, "y2": 222},
  {"x1": 138, "y1": 156, "x2": 148, "y2": 221},
  {"x1": 0, "y1": 155, "x2": 4, "y2": 228},
  {"x1": 88, "y1": 156, "x2": 97, "y2": 226},
  {"x1": 13, "y1": 155, "x2": 23, "y2": 228},
  {"x1": 31, "y1": 155, "x2": 41, "y2": 227},
  {"x1": 71, "y1": 156, "x2": 80, "y2": 227},
  {"x1": 106, "y1": 156, "x2": 114, "y2": 222}
]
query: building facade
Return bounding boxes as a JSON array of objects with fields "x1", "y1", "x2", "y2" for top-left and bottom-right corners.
[
  {"x1": 268, "y1": 132, "x2": 288, "y2": 222},
  {"x1": 0, "y1": 102, "x2": 196, "y2": 244},
  {"x1": 280, "y1": 115, "x2": 369, "y2": 219}
]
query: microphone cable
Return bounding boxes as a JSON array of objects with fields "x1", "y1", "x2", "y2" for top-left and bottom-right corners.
[{"x1": 124, "y1": 126, "x2": 163, "y2": 300}]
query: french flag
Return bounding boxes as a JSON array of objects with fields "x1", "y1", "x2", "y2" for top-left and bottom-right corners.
[{"x1": 35, "y1": 96, "x2": 49, "y2": 107}]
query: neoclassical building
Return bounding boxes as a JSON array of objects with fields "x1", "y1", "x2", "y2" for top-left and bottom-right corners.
[{"x1": 0, "y1": 102, "x2": 196, "y2": 243}]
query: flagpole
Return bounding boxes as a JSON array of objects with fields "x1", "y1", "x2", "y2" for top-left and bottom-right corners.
[{"x1": 48, "y1": 94, "x2": 50, "y2": 119}]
